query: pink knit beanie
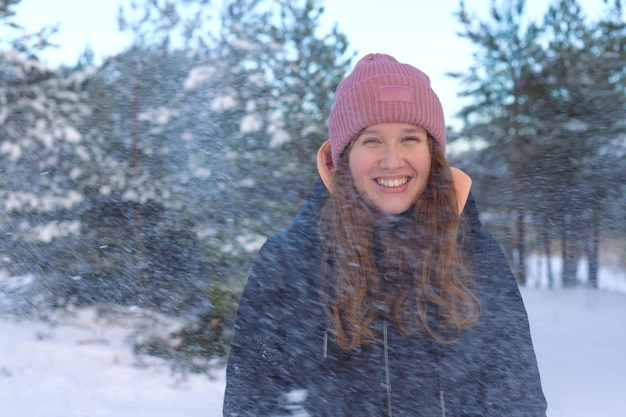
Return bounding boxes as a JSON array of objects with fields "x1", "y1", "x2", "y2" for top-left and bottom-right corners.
[{"x1": 328, "y1": 53, "x2": 446, "y2": 164}]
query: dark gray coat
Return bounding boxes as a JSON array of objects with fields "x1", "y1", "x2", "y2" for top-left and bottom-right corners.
[{"x1": 223, "y1": 179, "x2": 547, "y2": 417}]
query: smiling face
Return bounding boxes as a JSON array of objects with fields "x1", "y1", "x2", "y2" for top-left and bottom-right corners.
[{"x1": 347, "y1": 122, "x2": 432, "y2": 215}]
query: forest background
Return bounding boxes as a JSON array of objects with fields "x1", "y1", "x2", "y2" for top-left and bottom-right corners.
[{"x1": 1, "y1": 0, "x2": 625, "y2": 372}]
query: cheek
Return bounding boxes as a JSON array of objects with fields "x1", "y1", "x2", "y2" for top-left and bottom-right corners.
[
  {"x1": 348, "y1": 154, "x2": 366, "y2": 186},
  {"x1": 348, "y1": 166, "x2": 365, "y2": 193},
  {"x1": 423, "y1": 156, "x2": 432, "y2": 173},
  {"x1": 412, "y1": 151, "x2": 432, "y2": 173}
]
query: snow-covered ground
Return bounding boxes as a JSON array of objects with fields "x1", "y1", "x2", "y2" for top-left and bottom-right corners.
[
  {"x1": 1, "y1": 286, "x2": 625, "y2": 416},
  {"x1": 0, "y1": 305, "x2": 226, "y2": 417}
]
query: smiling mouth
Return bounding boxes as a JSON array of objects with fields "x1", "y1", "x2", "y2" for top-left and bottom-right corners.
[{"x1": 376, "y1": 177, "x2": 409, "y2": 188}]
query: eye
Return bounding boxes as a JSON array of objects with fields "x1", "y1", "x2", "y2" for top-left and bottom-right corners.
[
  {"x1": 403, "y1": 136, "x2": 422, "y2": 143},
  {"x1": 360, "y1": 137, "x2": 381, "y2": 145}
]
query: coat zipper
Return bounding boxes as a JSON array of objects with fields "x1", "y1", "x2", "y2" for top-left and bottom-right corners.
[
  {"x1": 440, "y1": 390, "x2": 446, "y2": 417},
  {"x1": 383, "y1": 319, "x2": 393, "y2": 417},
  {"x1": 323, "y1": 326, "x2": 393, "y2": 416},
  {"x1": 325, "y1": 324, "x2": 446, "y2": 417},
  {"x1": 435, "y1": 337, "x2": 446, "y2": 417}
]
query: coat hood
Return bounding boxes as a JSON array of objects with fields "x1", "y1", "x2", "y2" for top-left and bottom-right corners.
[
  {"x1": 292, "y1": 141, "x2": 482, "y2": 236},
  {"x1": 315, "y1": 139, "x2": 472, "y2": 217}
]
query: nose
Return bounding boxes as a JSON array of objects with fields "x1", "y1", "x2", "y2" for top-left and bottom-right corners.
[{"x1": 380, "y1": 144, "x2": 404, "y2": 170}]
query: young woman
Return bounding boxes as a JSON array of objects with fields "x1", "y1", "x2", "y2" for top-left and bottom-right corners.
[{"x1": 223, "y1": 53, "x2": 547, "y2": 416}]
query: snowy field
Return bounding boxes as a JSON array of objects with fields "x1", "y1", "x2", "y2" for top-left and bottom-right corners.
[{"x1": 2, "y1": 285, "x2": 625, "y2": 416}]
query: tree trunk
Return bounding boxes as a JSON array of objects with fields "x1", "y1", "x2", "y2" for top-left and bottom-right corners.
[
  {"x1": 541, "y1": 222, "x2": 554, "y2": 289},
  {"x1": 515, "y1": 208, "x2": 527, "y2": 285},
  {"x1": 511, "y1": 77, "x2": 526, "y2": 286},
  {"x1": 130, "y1": 48, "x2": 147, "y2": 285},
  {"x1": 587, "y1": 220, "x2": 600, "y2": 288},
  {"x1": 561, "y1": 214, "x2": 580, "y2": 287}
]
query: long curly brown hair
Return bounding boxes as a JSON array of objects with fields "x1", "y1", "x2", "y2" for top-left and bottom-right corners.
[{"x1": 320, "y1": 134, "x2": 481, "y2": 352}]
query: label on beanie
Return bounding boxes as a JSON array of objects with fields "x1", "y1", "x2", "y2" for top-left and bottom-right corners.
[{"x1": 379, "y1": 86, "x2": 413, "y2": 102}]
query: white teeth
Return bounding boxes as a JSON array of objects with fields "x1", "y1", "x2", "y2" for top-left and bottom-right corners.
[{"x1": 377, "y1": 177, "x2": 408, "y2": 188}]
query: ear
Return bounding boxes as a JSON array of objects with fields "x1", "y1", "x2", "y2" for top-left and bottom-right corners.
[
  {"x1": 450, "y1": 167, "x2": 472, "y2": 215},
  {"x1": 316, "y1": 139, "x2": 334, "y2": 194}
]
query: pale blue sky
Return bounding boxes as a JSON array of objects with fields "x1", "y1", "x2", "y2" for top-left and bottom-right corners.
[{"x1": 15, "y1": 0, "x2": 608, "y2": 122}]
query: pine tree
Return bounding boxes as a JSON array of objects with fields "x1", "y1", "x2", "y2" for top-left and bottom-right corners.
[
  {"x1": 451, "y1": 0, "x2": 626, "y2": 288},
  {"x1": 0, "y1": 0, "x2": 102, "y2": 310},
  {"x1": 528, "y1": 0, "x2": 626, "y2": 287},
  {"x1": 451, "y1": 0, "x2": 544, "y2": 284},
  {"x1": 129, "y1": 0, "x2": 352, "y2": 369}
]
